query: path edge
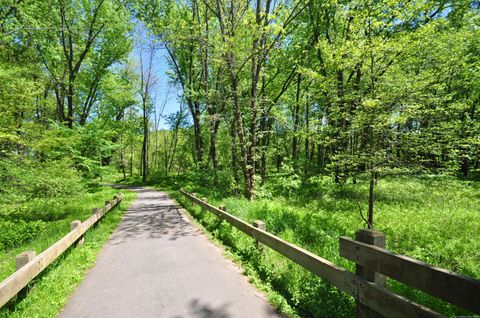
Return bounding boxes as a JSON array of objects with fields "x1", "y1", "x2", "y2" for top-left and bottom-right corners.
[{"x1": 167, "y1": 191, "x2": 294, "y2": 318}]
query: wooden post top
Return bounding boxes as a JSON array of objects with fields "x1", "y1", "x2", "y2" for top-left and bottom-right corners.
[
  {"x1": 70, "y1": 220, "x2": 81, "y2": 230},
  {"x1": 17, "y1": 251, "x2": 36, "y2": 259},
  {"x1": 355, "y1": 229, "x2": 385, "y2": 247},
  {"x1": 16, "y1": 251, "x2": 36, "y2": 270},
  {"x1": 253, "y1": 220, "x2": 266, "y2": 230}
]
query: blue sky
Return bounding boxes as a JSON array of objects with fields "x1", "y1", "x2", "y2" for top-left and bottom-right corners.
[
  {"x1": 149, "y1": 48, "x2": 182, "y2": 129},
  {"x1": 132, "y1": 24, "x2": 182, "y2": 130}
]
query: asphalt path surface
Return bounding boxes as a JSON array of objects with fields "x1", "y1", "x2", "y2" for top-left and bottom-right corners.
[{"x1": 59, "y1": 187, "x2": 282, "y2": 318}]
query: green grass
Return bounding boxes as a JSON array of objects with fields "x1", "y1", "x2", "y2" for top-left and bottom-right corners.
[
  {"x1": 0, "y1": 188, "x2": 136, "y2": 318},
  {"x1": 161, "y1": 173, "x2": 480, "y2": 318},
  {"x1": 1, "y1": 184, "x2": 121, "y2": 280},
  {"x1": 172, "y1": 195, "x2": 301, "y2": 318}
]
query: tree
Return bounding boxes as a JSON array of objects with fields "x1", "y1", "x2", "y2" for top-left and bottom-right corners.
[
  {"x1": 32, "y1": 0, "x2": 132, "y2": 127},
  {"x1": 138, "y1": 31, "x2": 158, "y2": 183}
]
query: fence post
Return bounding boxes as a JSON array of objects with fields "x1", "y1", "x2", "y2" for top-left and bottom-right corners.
[
  {"x1": 355, "y1": 229, "x2": 386, "y2": 318},
  {"x1": 92, "y1": 208, "x2": 100, "y2": 227},
  {"x1": 70, "y1": 220, "x2": 84, "y2": 246},
  {"x1": 253, "y1": 220, "x2": 266, "y2": 252},
  {"x1": 15, "y1": 251, "x2": 36, "y2": 299},
  {"x1": 216, "y1": 205, "x2": 226, "y2": 224},
  {"x1": 184, "y1": 190, "x2": 190, "y2": 207},
  {"x1": 201, "y1": 198, "x2": 207, "y2": 213},
  {"x1": 16, "y1": 251, "x2": 36, "y2": 271},
  {"x1": 191, "y1": 193, "x2": 197, "y2": 207}
]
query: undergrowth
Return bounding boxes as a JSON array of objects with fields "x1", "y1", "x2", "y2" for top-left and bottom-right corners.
[
  {"x1": 155, "y1": 173, "x2": 479, "y2": 318},
  {"x1": 0, "y1": 189, "x2": 136, "y2": 318}
]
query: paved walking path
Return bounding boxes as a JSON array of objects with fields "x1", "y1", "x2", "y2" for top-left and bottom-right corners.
[{"x1": 59, "y1": 187, "x2": 282, "y2": 318}]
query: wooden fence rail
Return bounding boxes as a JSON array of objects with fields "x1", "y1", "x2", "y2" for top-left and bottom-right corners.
[
  {"x1": 179, "y1": 190, "x2": 480, "y2": 318},
  {"x1": 339, "y1": 236, "x2": 480, "y2": 314},
  {"x1": 0, "y1": 193, "x2": 124, "y2": 309}
]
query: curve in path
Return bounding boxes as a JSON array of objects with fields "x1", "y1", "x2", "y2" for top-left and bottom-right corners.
[{"x1": 59, "y1": 187, "x2": 282, "y2": 318}]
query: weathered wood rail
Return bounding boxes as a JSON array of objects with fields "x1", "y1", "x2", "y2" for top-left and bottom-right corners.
[
  {"x1": 340, "y1": 236, "x2": 480, "y2": 314},
  {"x1": 180, "y1": 190, "x2": 480, "y2": 318},
  {"x1": 0, "y1": 193, "x2": 124, "y2": 309}
]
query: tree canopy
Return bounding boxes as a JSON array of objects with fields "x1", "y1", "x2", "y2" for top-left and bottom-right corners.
[{"x1": 0, "y1": 0, "x2": 479, "y2": 219}]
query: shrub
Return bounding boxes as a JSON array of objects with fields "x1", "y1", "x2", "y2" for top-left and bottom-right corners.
[{"x1": 0, "y1": 220, "x2": 46, "y2": 251}]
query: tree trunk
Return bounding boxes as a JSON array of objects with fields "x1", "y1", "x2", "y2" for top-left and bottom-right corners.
[
  {"x1": 192, "y1": 103, "x2": 204, "y2": 165},
  {"x1": 258, "y1": 116, "x2": 270, "y2": 184},
  {"x1": 129, "y1": 142, "x2": 133, "y2": 177},
  {"x1": 209, "y1": 120, "x2": 220, "y2": 184},
  {"x1": 231, "y1": 74, "x2": 254, "y2": 199},
  {"x1": 230, "y1": 119, "x2": 241, "y2": 196},
  {"x1": 304, "y1": 98, "x2": 310, "y2": 159},
  {"x1": 461, "y1": 158, "x2": 469, "y2": 177},
  {"x1": 292, "y1": 73, "x2": 301, "y2": 162},
  {"x1": 66, "y1": 82, "x2": 73, "y2": 128},
  {"x1": 367, "y1": 171, "x2": 375, "y2": 229},
  {"x1": 142, "y1": 102, "x2": 148, "y2": 183},
  {"x1": 54, "y1": 85, "x2": 66, "y2": 124}
]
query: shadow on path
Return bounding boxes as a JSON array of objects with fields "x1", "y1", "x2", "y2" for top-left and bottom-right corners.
[
  {"x1": 172, "y1": 299, "x2": 231, "y2": 318},
  {"x1": 109, "y1": 187, "x2": 199, "y2": 245},
  {"x1": 59, "y1": 187, "x2": 283, "y2": 318}
]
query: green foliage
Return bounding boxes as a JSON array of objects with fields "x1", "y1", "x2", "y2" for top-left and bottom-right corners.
[
  {"x1": 0, "y1": 190, "x2": 136, "y2": 318},
  {"x1": 135, "y1": 0, "x2": 480, "y2": 200},
  {"x1": 1, "y1": 0, "x2": 480, "y2": 315},
  {"x1": 0, "y1": 139, "x2": 122, "y2": 254},
  {"x1": 0, "y1": 220, "x2": 46, "y2": 252},
  {"x1": 0, "y1": 158, "x2": 83, "y2": 217},
  {"x1": 169, "y1": 174, "x2": 479, "y2": 317}
]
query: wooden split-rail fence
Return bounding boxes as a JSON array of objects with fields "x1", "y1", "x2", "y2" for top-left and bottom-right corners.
[
  {"x1": 179, "y1": 190, "x2": 480, "y2": 318},
  {"x1": 0, "y1": 193, "x2": 124, "y2": 309}
]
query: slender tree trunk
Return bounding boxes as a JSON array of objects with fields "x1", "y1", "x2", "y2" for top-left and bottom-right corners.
[
  {"x1": 258, "y1": 117, "x2": 268, "y2": 184},
  {"x1": 67, "y1": 83, "x2": 73, "y2": 128},
  {"x1": 139, "y1": 146, "x2": 143, "y2": 176},
  {"x1": 120, "y1": 136, "x2": 126, "y2": 180},
  {"x1": 168, "y1": 127, "x2": 180, "y2": 174},
  {"x1": 367, "y1": 171, "x2": 375, "y2": 229},
  {"x1": 192, "y1": 103, "x2": 204, "y2": 165},
  {"x1": 129, "y1": 142, "x2": 133, "y2": 177},
  {"x1": 292, "y1": 73, "x2": 301, "y2": 162},
  {"x1": 230, "y1": 119, "x2": 241, "y2": 196},
  {"x1": 142, "y1": 103, "x2": 148, "y2": 183},
  {"x1": 461, "y1": 158, "x2": 469, "y2": 177},
  {"x1": 231, "y1": 73, "x2": 254, "y2": 199},
  {"x1": 304, "y1": 98, "x2": 310, "y2": 176},
  {"x1": 209, "y1": 119, "x2": 220, "y2": 183},
  {"x1": 54, "y1": 85, "x2": 66, "y2": 123},
  {"x1": 305, "y1": 100, "x2": 310, "y2": 158}
]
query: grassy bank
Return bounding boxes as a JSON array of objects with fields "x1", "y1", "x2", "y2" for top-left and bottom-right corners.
[
  {"x1": 162, "y1": 174, "x2": 479, "y2": 318},
  {"x1": 0, "y1": 186, "x2": 136, "y2": 318}
]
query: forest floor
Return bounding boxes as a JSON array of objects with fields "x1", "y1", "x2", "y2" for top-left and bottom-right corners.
[{"x1": 153, "y1": 173, "x2": 480, "y2": 318}]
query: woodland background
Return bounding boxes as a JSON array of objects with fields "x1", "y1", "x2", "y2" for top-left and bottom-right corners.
[{"x1": 0, "y1": 0, "x2": 479, "y2": 317}]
